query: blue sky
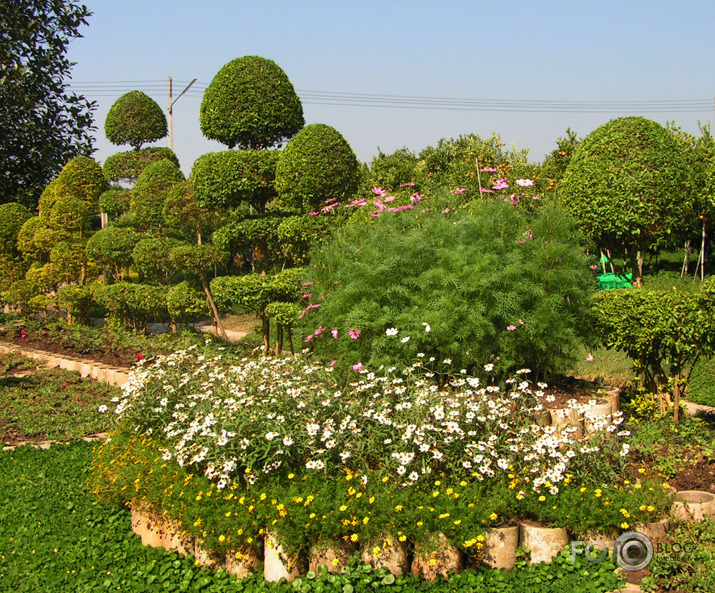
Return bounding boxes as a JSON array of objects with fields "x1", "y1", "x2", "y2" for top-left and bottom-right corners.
[{"x1": 67, "y1": 0, "x2": 715, "y2": 174}]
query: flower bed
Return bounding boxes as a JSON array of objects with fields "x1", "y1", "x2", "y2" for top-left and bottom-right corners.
[{"x1": 91, "y1": 346, "x2": 672, "y2": 577}]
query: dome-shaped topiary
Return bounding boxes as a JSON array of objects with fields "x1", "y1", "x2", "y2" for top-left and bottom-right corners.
[
  {"x1": 55, "y1": 156, "x2": 108, "y2": 211},
  {"x1": 0, "y1": 202, "x2": 32, "y2": 252},
  {"x1": 561, "y1": 116, "x2": 693, "y2": 285},
  {"x1": 275, "y1": 123, "x2": 361, "y2": 212},
  {"x1": 105, "y1": 91, "x2": 168, "y2": 150},
  {"x1": 200, "y1": 56, "x2": 304, "y2": 149},
  {"x1": 128, "y1": 159, "x2": 184, "y2": 231}
]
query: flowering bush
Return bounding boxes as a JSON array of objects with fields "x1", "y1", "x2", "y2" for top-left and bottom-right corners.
[{"x1": 299, "y1": 194, "x2": 594, "y2": 379}]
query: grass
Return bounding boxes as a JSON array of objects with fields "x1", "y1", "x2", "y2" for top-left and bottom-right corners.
[{"x1": 0, "y1": 354, "x2": 119, "y2": 443}]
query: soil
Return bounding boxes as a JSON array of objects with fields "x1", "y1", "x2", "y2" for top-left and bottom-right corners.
[
  {"x1": 630, "y1": 445, "x2": 715, "y2": 493},
  {"x1": 540, "y1": 375, "x2": 613, "y2": 409},
  {"x1": 1, "y1": 330, "x2": 140, "y2": 367}
]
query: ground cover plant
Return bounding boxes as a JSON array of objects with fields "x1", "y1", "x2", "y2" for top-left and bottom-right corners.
[{"x1": 0, "y1": 354, "x2": 120, "y2": 444}]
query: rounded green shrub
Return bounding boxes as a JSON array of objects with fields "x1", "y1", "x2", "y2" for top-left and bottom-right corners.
[
  {"x1": 49, "y1": 196, "x2": 93, "y2": 233},
  {"x1": 129, "y1": 159, "x2": 184, "y2": 230},
  {"x1": 191, "y1": 149, "x2": 280, "y2": 215},
  {"x1": 0, "y1": 202, "x2": 32, "y2": 252},
  {"x1": 55, "y1": 156, "x2": 108, "y2": 211},
  {"x1": 98, "y1": 188, "x2": 132, "y2": 218},
  {"x1": 276, "y1": 214, "x2": 332, "y2": 265},
  {"x1": 275, "y1": 123, "x2": 361, "y2": 212},
  {"x1": 167, "y1": 281, "x2": 209, "y2": 326},
  {"x1": 92, "y1": 281, "x2": 168, "y2": 331},
  {"x1": 200, "y1": 55, "x2": 304, "y2": 149},
  {"x1": 132, "y1": 236, "x2": 182, "y2": 283},
  {"x1": 37, "y1": 178, "x2": 63, "y2": 219},
  {"x1": 104, "y1": 91, "x2": 167, "y2": 149},
  {"x1": 103, "y1": 147, "x2": 180, "y2": 183},
  {"x1": 561, "y1": 117, "x2": 693, "y2": 284},
  {"x1": 86, "y1": 226, "x2": 139, "y2": 278},
  {"x1": 57, "y1": 284, "x2": 93, "y2": 325}
]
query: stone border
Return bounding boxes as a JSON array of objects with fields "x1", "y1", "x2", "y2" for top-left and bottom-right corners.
[{"x1": 0, "y1": 341, "x2": 131, "y2": 387}]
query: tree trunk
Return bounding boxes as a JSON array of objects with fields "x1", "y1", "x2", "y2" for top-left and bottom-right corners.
[
  {"x1": 681, "y1": 239, "x2": 692, "y2": 278},
  {"x1": 275, "y1": 324, "x2": 283, "y2": 356},
  {"x1": 261, "y1": 314, "x2": 270, "y2": 356},
  {"x1": 200, "y1": 273, "x2": 227, "y2": 340},
  {"x1": 287, "y1": 328, "x2": 295, "y2": 355}
]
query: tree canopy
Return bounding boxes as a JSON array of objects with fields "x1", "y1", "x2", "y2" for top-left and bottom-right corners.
[
  {"x1": 105, "y1": 91, "x2": 167, "y2": 150},
  {"x1": 199, "y1": 56, "x2": 304, "y2": 150},
  {"x1": 0, "y1": 0, "x2": 96, "y2": 209}
]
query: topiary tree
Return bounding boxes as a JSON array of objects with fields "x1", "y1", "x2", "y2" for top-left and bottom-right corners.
[
  {"x1": 98, "y1": 188, "x2": 132, "y2": 219},
  {"x1": 0, "y1": 202, "x2": 32, "y2": 253},
  {"x1": 191, "y1": 149, "x2": 280, "y2": 216},
  {"x1": 200, "y1": 55, "x2": 304, "y2": 149},
  {"x1": 561, "y1": 117, "x2": 694, "y2": 287},
  {"x1": 127, "y1": 159, "x2": 184, "y2": 231},
  {"x1": 163, "y1": 180, "x2": 221, "y2": 245},
  {"x1": 132, "y1": 236, "x2": 182, "y2": 284},
  {"x1": 275, "y1": 123, "x2": 361, "y2": 212},
  {"x1": 105, "y1": 91, "x2": 167, "y2": 150},
  {"x1": 85, "y1": 225, "x2": 139, "y2": 281},
  {"x1": 166, "y1": 281, "x2": 209, "y2": 331},
  {"x1": 103, "y1": 147, "x2": 180, "y2": 184},
  {"x1": 53, "y1": 155, "x2": 108, "y2": 212}
]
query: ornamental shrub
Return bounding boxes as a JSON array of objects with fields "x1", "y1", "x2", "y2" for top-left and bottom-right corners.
[
  {"x1": 17, "y1": 216, "x2": 62, "y2": 263},
  {"x1": 86, "y1": 226, "x2": 139, "y2": 280},
  {"x1": 92, "y1": 281, "x2": 168, "y2": 331},
  {"x1": 98, "y1": 188, "x2": 131, "y2": 218},
  {"x1": 128, "y1": 159, "x2": 184, "y2": 231},
  {"x1": 166, "y1": 281, "x2": 209, "y2": 327},
  {"x1": 132, "y1": 237, "x2": 182, "y2": 284},
  {"x1": 103, "y1": 147, "x2": 179, "y2": 184},
  {"x1": 57, "y1": 284, "x2": 92, "y2": 325},
  {"x1": 211, "y1": 216, "x2": 282, "y2": 270},
  {"x1": 275, "y1": 123, "x2": 361, "y2": 212},
  {"x1": 561, "y1": 117, "x2": 694, "y2": 286},
  {"x1": 592, "y1": 280, "x2": 715, "y2": 422},
  {"x1": 104, "y1": 91, "x2": 167, "y2": 150},
  {"x1": 191, "y1": 149, "x2": 280, "y2": 215},
  {"x1": 200, "y1": 55, "x2": 304, "y2": 149},
  {"x1": 300, "y1": 196, "x2": 594, "y2": 379},
  {"x1": 276, "y1": 215, "x2": 332, "y2": 265},
  {"x1": 54, "y1": 156, "x2": 108, "y2": 211},
  {"x1": 0, "y1": 202, "x2": 32, "y2": 252}
]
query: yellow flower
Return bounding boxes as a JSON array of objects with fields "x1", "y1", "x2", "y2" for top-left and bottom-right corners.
[
  {"x1": 395, "y1": 505, "x2": 403, "y2": 511},
  {"x1": 260, "y1": 493, "x2": 267, "y2": 501},
  {"x1": 339, "y1": 505, "x2": 348, "y2": 512},
  {"x1": 363, "y1": 517, "x2": 370, "y2": 525},
  {"x1": 634, "y1": 484, "x2": 642, "y2": 490},
  {"x1": 454, "y1": 520, "x2": 462, "y2": 526},
  {"x1": 225, "y1": 512, "x2": 231, "y2": 517},
  {"x1": 490, "y1": 513, "x2": 498, "y2": 521},
  {"x1": 429, "y1": 558, "x2": 437, "y2": 566},
  {"x1": 309, "y1": 513, "x2": 316, "y2": 519},
  {"x1": 460, "y1": 481, "x2": 468, "y2": 487},
  {"x1": 647, "y1": 505, "x2": 655, "y2": 512},
  {"x1": 369, "y1": 496, "x2": 375, "y2": 504},
  {"x1": 351, "y1": 534, "x2": 359, "y2": 542},
  {"x1": 381, "y1": 476, "x2": 389, "y2": 483},
  {"x1": 595, "y1": 489, "x2": 602, "y2": 498},
  {"x1": 434, "y1": 480, "x2": 441, "y2": 486},
  {"x1": 621, "y1": 522, "x2": 629, "y2": 529},
  {"x1": 288, "y1": 473, "x2": 295, "y2": 479},
  {"x1": 580, "y1": 487, "x2": 587, "y2": 493},
  {"x1": 218, "y1": 535, "x2": 226, "y2": 543},
  {"x1": 332, "y1": 558, "x2": 340, "y2": 566},
  {"x1": 639, "y1": 505, "x2": 647, "y2": 512},
  {"x1": 538, "y1": 495, "x2": 546, "y2": 502},
  {"x1": 432, "y1": 491, "x2": 440, "y2": 497},
  {"x1": 624, "y1": 480, "x2": 630, "y2": 485},
  {"x1": 417, "y1": 521, "x2": 424, "y2": 527},
  {"x1": 439, "y1": 513, "x2": 450, "y2": 519},
  {"x1": 638, "y1": 468, "x2": 646, "y2": 474},
  {"x1": 399, "y1": 535, "x2": 407, "y2": 542}
]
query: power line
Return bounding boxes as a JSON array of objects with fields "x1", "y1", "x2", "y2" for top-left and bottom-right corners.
[{"x1": 67, "y1": 80, "x2": 714, "y2": 114}]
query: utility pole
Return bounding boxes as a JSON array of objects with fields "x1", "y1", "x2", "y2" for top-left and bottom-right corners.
[{"x1": 168, "y1": 76, "x2": 197, "y2": 151}]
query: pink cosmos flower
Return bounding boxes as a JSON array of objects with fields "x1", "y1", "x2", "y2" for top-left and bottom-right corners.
[
  {"x1": 302, "y1": 293, "x2": 312, "y2": 299},
  {"x1": 410, "y1": 192, "x2": 423, "y2": 204},
  {"x1": 516, "y1": 179, "x2": 534, "y2": 187},
  {"x1": 384, "y1": 195, "x2": 396, "y2": 202},
  {"x1": 443, "y1": 208, "x2": 451, "y2": 214},
  {"x1": 353, "y1": 362, "x2": 364, "y2": 372},
  {"x1": 532, "y1": 196, "x2": 541, "y2": 200},
  {"x1": 481, "y1": 167, "x2": 497, "y2": 172},
  {"x1": 303, "y1": 282, "x2": 314, "y2": 286},
  {"x1": 348, "y1": 328, "x2": 360, "y2": 340},
  {"x1": 308, "y1": 211, "x2": 320, "y2": 216},
  {"x1": 20, "y1": 329, "x2": 26, "y2": 339},
  {"x1": 586, "y1": 353, "x2": 594, "y2": 362},
  {"x1": 137, "y1": 352, "x2": 146, "y2": 360},
  {"x1": 519, "y1": 319, "x2": 524, "y2": 325},
  {"x1": 507, "y1": 325, "x2": 517, "y2": 331},
  {"x1": 314, "y1": 326, "x2": 325, "y2": 336},
  {"x1": 372, "y1": 187, "x2": 387, "y2": 197},
  {"x1": 480, "y1": 188, "x2": 493, "y2": 193},
  {"x1": 492, "y1": 179, "x2": 509, "y2": 191},
  {"x1": 400, "y1": 182, "x2": 416, "y2": 187},
  {"x1": 330, "y1": 360, "x2": 337, "y2": 367},
  {"x1": 331, "y1": 327, "x2": 339, "y2": 339},
  {"x1": 304, "y1": 335, "x2": 314, "y2": 343},
  {"x1": 451, "y1": 188, "x2": 466, "y2": 195}
]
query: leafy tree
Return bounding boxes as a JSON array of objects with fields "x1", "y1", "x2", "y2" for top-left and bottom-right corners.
[
  {"x1": 0, "y1": 0, "x2": 96, "y2": 209},
  {"x1": 540, "y1": 128, "x2": 581, "y2": 193},
  {"x1": 104, "y1": 91, "x2": 167, "y2": 150},
  {"x1": 132, "y1": 237, "x2": 182, "y2": 284},
  {"x1": 365, "y1": 147, "x2": 422, "y2": 192},
  {"x1": 85, "y1": 225, "x2": 140, "y2": 280},
  {"x1": 98, "y1": 188, "x2": 132, "y2": 219},
  {"x1": 166, "y1": 281, "x2": 209, "y2": 330},
  {"x1": 126, "y1": 159, "x2": 184, "y2": 231},
  {"x1": 191, "y1": 149, "x2": 280, "y2": 216},
  {"x1": 0, "y1": 203, "x2": 32, "y2": 253},
  {"x1": 103, "y1": 147, "x2": 179, "y2": 184},
  {"x1": 200, "y1": 55, "x2": 304, "y2": 149},
  {"x1": 163, "y1": 180, "x2": 221, "y2": 245},
  {"x1": 275, "y1": 123, "x2": 361, "y2": 212},
  {"x1": 561, "y1": 117, "x2": 693, "y2": 287}
]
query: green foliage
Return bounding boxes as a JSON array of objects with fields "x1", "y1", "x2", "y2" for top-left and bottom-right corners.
[
  {"x1": 0, "y1": 0, "x2": 95, "y2": 209},
  {"x1": 103, "y1": 147, "x2": 180, "y2": 184},
  {"x1": 191, "y1": 149, "x2": 280, "y2": 215},
  {"x1": 98, "y1": 187, "x2": 132, "y2": 218},
  {"x1": 683, "y1": 355, "x2": 715, "y2": 407},
  {"x1": 211, "y1": 269, "x2": 302, "y2": 316},
  {"x1": 86, "y1": 226, "x2": 139, "y2": 279},
  {"x1": 539, "y1": 128, "x2": 581, "y2": 193},
  {"x1": 37, "y1": 177, "x2": 63, "y2": 218},
  {"x1": 301, "y1": 199, "x2": 594, "y2": 378},
  {"x1": 365, "y1": 147, "x2": 423, "y2": 192},
  {"x1": 3, "y1": 279, "x2": 43, "y2": 314},
  {"x1": 166, "y1": 281, "x2": 209, "y2": 326},
  {"x1": 132, "y1": 237, "x2": 182, "y2": 284},
  {"x1": 104, "y1": 90, "x2": 167, "y2": 149},
  {"x1": 212, "y1": 217, "x2": 282, "y2": 268},
  {"x1": 56, "y1": 283, "x2": 93, "y2": 325},
  {"x1": 49, "y1": 239, "x2": 87, "y2": 284},
  {"x1": 128, "y1": 159, "x2": 184, "y2": 231},
  {"x1": 276, "y1": 215, "x2": 333, "y2": 266},
  {"x1": 200, "y1": 55, "x2": 304, "y2": 149},
  {"x1": 48, "y1": 195, "x2": 92, "y2": 233},
  {"x1": 592, "y1": 280, "x2": 715, "y2": 420},
  {"x1": 0, "y1": 202, "x2": 32, "y2": 252},
  {"x1": 561, "y1": 117, "x2": 694, "y2": 282},
  {"x1": 163, "y1": 180, "x2": 220, "y2": 243},
  {"x1": 275, "y1": 123, "x2": 361, "y2": 212},
  {"x1": 17, "y1": 216, "x2": 65, "y2": 263},
  {"x1": 92, "y1": 281, "x2": 168, "y2": 331},
  {"x1": 168, "y1": 243, "x2": 228, "y2": 278},
  {"x1": 54, "y1": 155, "x2": 108, "y2": 211}
]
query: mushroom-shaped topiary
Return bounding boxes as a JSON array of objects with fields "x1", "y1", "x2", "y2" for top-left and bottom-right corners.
[
  {"x1": 200, "y1": 56, "x2": 304, "y2": 149},
  {"x1": 105, "y1": 91, "x2": 168, "y2": 150},
  {"x1": 275, "y1": 123, "x2": 361, "y2": 213}
]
